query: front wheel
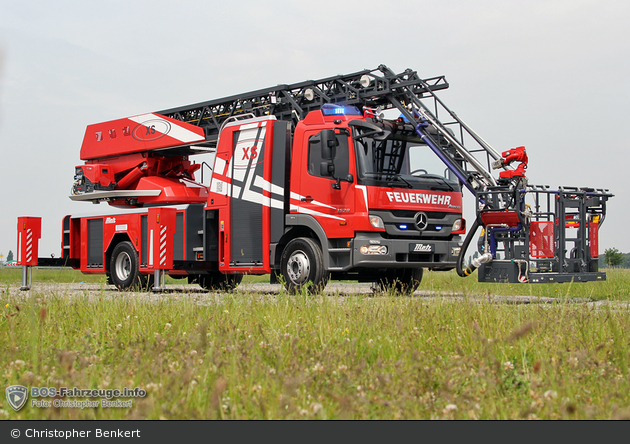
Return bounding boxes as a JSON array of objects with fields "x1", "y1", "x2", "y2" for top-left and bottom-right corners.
[
  {"x1": 109, "y1": 241, "x2": 146, "y2": 290},
  {"x1": 377, "y1": 267, "x2": 423, "y2": 295},
  {"x1": 280, "y1": 237, "x2": 328, "y2": 293}
]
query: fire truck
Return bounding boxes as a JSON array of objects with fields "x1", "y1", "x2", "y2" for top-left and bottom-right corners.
[{"x1": 17, "y1": 65, "x2": 613, "y2": 292}]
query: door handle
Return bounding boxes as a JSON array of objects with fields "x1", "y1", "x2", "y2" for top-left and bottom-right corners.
[{"x1": 301, "y1": 196, "x2": 313, "y2": 202}]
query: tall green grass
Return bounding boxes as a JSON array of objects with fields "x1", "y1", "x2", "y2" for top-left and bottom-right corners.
[{"x1": 1, "y1": 278, "x2": 629, "y2": 419}]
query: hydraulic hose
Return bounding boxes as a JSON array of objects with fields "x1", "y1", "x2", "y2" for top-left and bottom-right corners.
[{"x1": 456, "y1": 218, "x2": 492, "y2": 277}]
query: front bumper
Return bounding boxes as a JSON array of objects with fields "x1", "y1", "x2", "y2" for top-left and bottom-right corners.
[{"x1": 351, "y1": 232, "x2": 462, "y2": 270}]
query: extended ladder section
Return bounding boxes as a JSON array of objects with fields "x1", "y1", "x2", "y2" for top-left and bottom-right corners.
[
  {"x1": 158, "y1": 65, "x2": 451, "y2": 144},
  {"x1": 160, "y1": 65, "x2": 510, "y2": 193}
]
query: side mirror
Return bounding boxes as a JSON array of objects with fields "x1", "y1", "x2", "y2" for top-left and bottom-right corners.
[
  {"x1": 320, "y1": 161, "x2": 334, "y2": 177},
  {"x1": 320, "y1": 130, "x2": 338, "y2": 161}
]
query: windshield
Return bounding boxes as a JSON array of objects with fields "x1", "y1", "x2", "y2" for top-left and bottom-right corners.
[{"x1": 353, "y1": 124, "x2": 460, "y2": 192}]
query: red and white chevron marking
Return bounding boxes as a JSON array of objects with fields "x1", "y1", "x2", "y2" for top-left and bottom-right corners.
[
  {"x1": 159, "y1": 225, "x2": 167, "y2": 266},
  {"x1": 26, "y1": 229, "x2": 33, "y2": 264}
]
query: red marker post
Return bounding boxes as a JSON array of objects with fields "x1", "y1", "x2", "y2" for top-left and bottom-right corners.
[
  {"x1": 147, "y1": 208, "x2": 176, "y2": 292},
  {"x1": 17, "y1": 217, "x2": 41, "y2": 290}
]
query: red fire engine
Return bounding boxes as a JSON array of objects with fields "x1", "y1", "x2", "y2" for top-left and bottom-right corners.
[{"x1": 17, "y1": 65, "x2": 612, "y2": 291}]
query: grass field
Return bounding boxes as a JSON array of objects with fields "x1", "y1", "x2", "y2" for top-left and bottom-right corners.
[{"x1": 1, "y1": 268, "x2": 629, "y2": 419}]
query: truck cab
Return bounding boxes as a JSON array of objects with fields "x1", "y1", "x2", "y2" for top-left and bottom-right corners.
[{"x1": 283, "y1": 104, "x2": 464, "y2": 290}]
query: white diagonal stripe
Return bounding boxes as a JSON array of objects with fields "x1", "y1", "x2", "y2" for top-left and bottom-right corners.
[
  {"x1": 293, "y1": 205, "x2": 345, "y2": 221},
  {"x1": 290, "y1": 192, "x2": 336, "y2": 209},
  {"x1": 128, "y1": 113, "x2": 203, "y2": 144},
  {"x1": 356, "y1": 185, "x2": 369, "y2": 211}
]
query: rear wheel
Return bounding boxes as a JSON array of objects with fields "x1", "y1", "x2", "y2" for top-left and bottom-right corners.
[
  {"x1": 281, "y1": 237, "x2": 328, "y2": 293},
  {"x1": 109, "y1": 241, "x2": 146, "y2": 290},
  {"x1": 377, "y1": 268, "x2": 423, "y2": 295},
  {"x1": 188, "y1": 272, "x2": 243, "y2": 291}
]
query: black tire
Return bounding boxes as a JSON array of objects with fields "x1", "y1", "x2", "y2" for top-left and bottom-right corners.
[
  {"x1": 188, "y1": 272, "x2": 243, "y2": 291},
  {"x1": 109, "y1": 241, "x2": 145, "y2": 290},
  {"x1": 280, "y1": 237, "x2": 328, "y2": 293},
  {"x1": 378, "y1": 267, "x2": 423, "y2": 295}
]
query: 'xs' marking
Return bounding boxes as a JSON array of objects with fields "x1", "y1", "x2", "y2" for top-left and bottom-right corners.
[{"x1": 242, "y1": 146, "x2": 258, "y2": 160}]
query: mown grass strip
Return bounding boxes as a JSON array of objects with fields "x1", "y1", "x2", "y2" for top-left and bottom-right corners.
[{"x1": 1, "y1": 268, "x2": 628, "y2": 300}]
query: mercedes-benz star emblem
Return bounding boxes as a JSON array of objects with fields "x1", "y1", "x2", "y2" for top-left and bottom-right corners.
[{"x1": 414, "y1": 212, "x2": 428, "y2": 231}]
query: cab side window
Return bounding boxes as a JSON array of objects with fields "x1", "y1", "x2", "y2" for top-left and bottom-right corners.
[{"x1": 307, "y1": 130, "x2": 349, "y2": 179}]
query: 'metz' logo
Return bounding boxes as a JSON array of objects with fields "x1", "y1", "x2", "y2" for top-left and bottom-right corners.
[
  {"x1": 387, "y1": 191, "x2": 451, "y2": 206},
  {"x1": 413, "y1": 244, "x2": 433, "y2": 252},
  {"x1": 105, "y1": 217, "x2": 116, "y2": 224}
]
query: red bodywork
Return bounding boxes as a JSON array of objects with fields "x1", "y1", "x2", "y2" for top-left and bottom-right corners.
[
  {"x1": 63, "y1": 107, "x2": 464, "y2": 279},
  {"x1": 17, "y1": 217, "x2": 41, "y2": 266},
  {"x1": 76, "y1": 113, "x2": 208, "y2": 207},
  {"x1": 81, "y1": 113, "x2": 206, "y2": 160},
  {"x1": 204, "y1": 110, "x2": 463, "y2": 275},
  {"x1": 147, "y1": 207, "x2": 177, "y2": 270},
  {"x1": 64, "y1": 208, "x2": 190, "y2": 275},
  {"x1": 205, "y1": 116, "x2": 285, "y2": 274},
  {"x1": 289, "y1": 110, "x2": 462, "y2": 236}
]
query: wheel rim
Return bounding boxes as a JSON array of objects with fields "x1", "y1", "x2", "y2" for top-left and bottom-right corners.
[
  {"x1": 286, "y1": 250, "x2": 310, "y2": 284},
  {"x1": 115, "y1": 251, "x2": 132, "y2": 281}
]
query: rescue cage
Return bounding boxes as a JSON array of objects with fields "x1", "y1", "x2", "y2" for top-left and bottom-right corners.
[{"x1": 474, "y1": 184, "x2": 612, "y2": 283}]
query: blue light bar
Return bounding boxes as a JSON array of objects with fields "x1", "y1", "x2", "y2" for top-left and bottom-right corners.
[
  {"x1": 321, "y1": 104, "x2": 361, "y2": 116},
  {"x1": 399, "y1": 224, "x2": 408, "y2": 230},
  {"x1": 435, "y1": 226, "x2": 443, "y2": 231}
]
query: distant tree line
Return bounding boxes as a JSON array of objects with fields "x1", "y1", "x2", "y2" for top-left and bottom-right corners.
[{"x1": 599, "y1": 248, "x2": 629, "y2": 268}]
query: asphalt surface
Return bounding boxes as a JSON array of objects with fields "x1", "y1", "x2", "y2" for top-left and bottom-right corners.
[{"x1": 2, "y1": 282, "x2": 628, "y2": 308}]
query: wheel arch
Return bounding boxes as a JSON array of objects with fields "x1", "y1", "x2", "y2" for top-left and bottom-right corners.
[
  {"x1": 277, "y1": 214, "x2": 330, "y2": 270},
  {"x1": 105, "y1": 233, "x2": 135, "y2": 274}
]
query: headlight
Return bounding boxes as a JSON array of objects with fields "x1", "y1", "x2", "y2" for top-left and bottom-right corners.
[
  {"x1": 369, "y1": 215, "x2": 385, "y2": 229},
  {"x1": 360, "y1": 245, "x2": 388, "y2": 255},
  {"x1": 452, "y1": 218, "x2": 466, "y2": 233}
]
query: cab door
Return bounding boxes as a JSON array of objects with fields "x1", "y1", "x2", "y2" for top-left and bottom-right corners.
[{"x1": 296, "y1": 129, "x2": 355, "y2": 237}]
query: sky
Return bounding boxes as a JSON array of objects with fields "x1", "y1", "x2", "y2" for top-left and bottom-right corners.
[{"x1": 0, "y1": 0, "x2": 628, "y2": 261}]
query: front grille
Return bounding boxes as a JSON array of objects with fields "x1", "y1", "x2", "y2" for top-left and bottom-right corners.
[
  {"x1": 390, "y1": 210, "x2": 449, "y2": 219},
  {"x1": 370, "y1": 209, "x2": 461, "y2": 239}
]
